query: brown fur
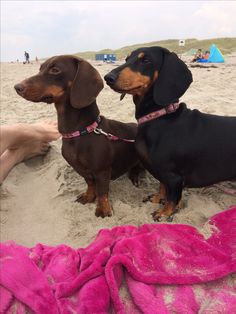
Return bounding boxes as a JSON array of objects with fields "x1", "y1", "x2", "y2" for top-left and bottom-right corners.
[{"x1": 15, "y1": 55, "x2": 143, "y2": 217}]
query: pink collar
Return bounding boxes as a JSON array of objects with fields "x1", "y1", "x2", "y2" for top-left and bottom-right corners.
[
  {"x1": 137, "y1": 102, "x2": 180, "y2": 125},
  {"x1": 62, "y1": 116, "x2": 101, "y2": 139}
]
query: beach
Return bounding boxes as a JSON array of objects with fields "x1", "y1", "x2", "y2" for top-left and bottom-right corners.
[{"x1": 1, "y1": 55, "x2": 236, "y2": 248}]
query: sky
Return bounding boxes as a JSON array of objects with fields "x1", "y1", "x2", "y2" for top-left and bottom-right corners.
[{"x1": 1, "y1": 1, "x2": 236, "y2": 62}]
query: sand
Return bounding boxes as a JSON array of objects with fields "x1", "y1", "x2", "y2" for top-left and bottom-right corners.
[{"x1": 1, "y1": 56, "x2": 236, "y2": 248}]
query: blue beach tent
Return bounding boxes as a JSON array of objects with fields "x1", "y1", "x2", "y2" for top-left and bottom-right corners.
[
  {"x1": 198, "y1": 44, "x2": 225, "y2": 63},
  {"x1": 208, "y1": 44, "x2": 225, "y2": 63}
]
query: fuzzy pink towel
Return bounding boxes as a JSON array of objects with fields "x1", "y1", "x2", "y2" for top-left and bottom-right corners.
[{"x1": 0, "y1": 207, "x2": 236, "y2": 313}]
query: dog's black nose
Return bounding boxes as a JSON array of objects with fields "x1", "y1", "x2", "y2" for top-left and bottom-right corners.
[
  {"x1": 104, "y1": 72, "x2": 118, "y2": 85},
  {"x1": 14, "y1": 83, "x2": 25, "y2": 94}
]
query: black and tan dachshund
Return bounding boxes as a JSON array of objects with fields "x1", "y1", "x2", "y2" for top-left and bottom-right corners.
[
  {"x1": 14, "y1": 55, "x2": 143, "y2": 218},
  {"x1": 105, "y1": 46, "x2": 236, "y2": 220}
]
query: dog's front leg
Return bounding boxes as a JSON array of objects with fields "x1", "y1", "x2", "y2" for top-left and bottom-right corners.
[
  {"x1": 76, "y1": 179, "x2": 96, "y2": 204},
  {"x1": 94, "y1": 169, "x2": 113, "y2": 218},
  {"x1": 152, "y1": 173, "x2": 183, "y2": 221}
]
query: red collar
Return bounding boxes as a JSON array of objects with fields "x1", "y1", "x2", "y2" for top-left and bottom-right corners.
[
  {"x1": 62, "y1": 116, "x2": 101, "y2": 139},
  {"x1": 137, "y1": 102, "x2": 180, "y2": 125}
]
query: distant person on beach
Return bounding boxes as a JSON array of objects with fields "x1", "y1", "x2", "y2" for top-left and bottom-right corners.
[
  {"x1": 0, "y1": 121, "x2": 60, "y2": 184},
  {"x1": 203, "y1": 50, "x2": 210, "y2": 60},
  {"x1": 191, "y1": 49, "x2": 203, "y2": 62},
  {"x1": 35, "y1": 56, "x2": 38, "y2": 62},
  {"x1": 24, "y1": 51, "x2": 30, "y2": 64}
]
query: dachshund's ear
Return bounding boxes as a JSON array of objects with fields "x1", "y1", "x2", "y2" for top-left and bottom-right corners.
[
  {"x1": 70, "y1": 59, "x2": 104, "y2": 108},
  {"x1": 153, "y1": 51, "x2": 192, "y2": 106}
]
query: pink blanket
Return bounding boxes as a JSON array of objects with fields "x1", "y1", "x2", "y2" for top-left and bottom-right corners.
[{"x1": 1, "y1": 207, "x2": 236, "y2": 313}]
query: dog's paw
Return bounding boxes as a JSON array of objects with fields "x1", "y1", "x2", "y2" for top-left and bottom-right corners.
[
  {"x1": 95, "y1": 206, "x2": 113, "y2": 218},
  {"x1": 151, "y1": 210, "x2": 174, "y2": 222},
  {"x1": 143, "y1": 194, "x2": 165, "y2": 204},
  {"x1": 95, "y1": 195, "x2": 113, "y2": 218},
  {"x1": 76, "y1": 192, "x2": 96, "y2": 204},
  {"x1": 151, "y1": 210, "x2": 162, "y2": 222}
]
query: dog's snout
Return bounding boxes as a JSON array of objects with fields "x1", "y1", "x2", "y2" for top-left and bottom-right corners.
[
  {"x1": 104, "y1": 72, "x2": 118, "y2": 85},
  {"x1": 14, "y1": 83, "x2": 26, "y2": 94}
]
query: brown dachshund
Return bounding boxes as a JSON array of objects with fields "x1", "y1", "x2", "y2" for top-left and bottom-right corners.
[{"x1": 15, "y1": 55, "x2": 143, "y2": 217}]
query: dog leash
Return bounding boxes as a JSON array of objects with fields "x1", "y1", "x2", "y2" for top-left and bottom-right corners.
[
  {"x1": 93, "y1": 128, "x2": 135, "y2": 143},
  {"x1": 62, "y1": 115, "x2": 135, "y2": 143}
]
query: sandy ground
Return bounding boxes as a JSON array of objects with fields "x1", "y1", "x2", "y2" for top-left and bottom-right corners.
[{"x1": 1, "y1": 55, "x2": 236, "y2": 248}]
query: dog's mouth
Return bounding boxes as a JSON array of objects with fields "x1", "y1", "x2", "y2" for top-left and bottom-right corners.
[
  {"x1": 23, "y1": 94, "x2": 54, "y2": 104},
  {"x1": 40, "y1": 95, "x2": 54, "y2": 104},
  {"x1": 15, "y1": 87, "x2": 54, "y2": 104},
  {"x1": 111, "y1": 85, "x2": 144, "y2": 94}
]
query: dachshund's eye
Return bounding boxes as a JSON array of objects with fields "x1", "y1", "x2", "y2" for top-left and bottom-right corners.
[
  {"x1": 141, "y1": 57, "x2": 150, "y2": 64},
  {"x1": 49, "y1": 67, "x2": 61, "y2": 74}
]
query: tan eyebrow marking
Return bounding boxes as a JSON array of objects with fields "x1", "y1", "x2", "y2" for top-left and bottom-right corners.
[{"x1": 138, "y1": 52, "x2": 145, "y2": 59}]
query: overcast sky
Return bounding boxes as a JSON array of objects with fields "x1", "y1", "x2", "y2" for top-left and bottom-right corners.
[{"x1": 1, "y1": 1, "x2": 236, "y2": 62}]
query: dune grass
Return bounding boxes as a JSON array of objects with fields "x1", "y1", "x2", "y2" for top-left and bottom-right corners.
[{"x1": 74, "y1": 37, "x2": 236, "y2": 60}]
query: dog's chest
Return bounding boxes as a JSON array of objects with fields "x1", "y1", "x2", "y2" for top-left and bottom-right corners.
[{"x1": 61, "y1": 142, "x2": 90, "y2": 174}]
